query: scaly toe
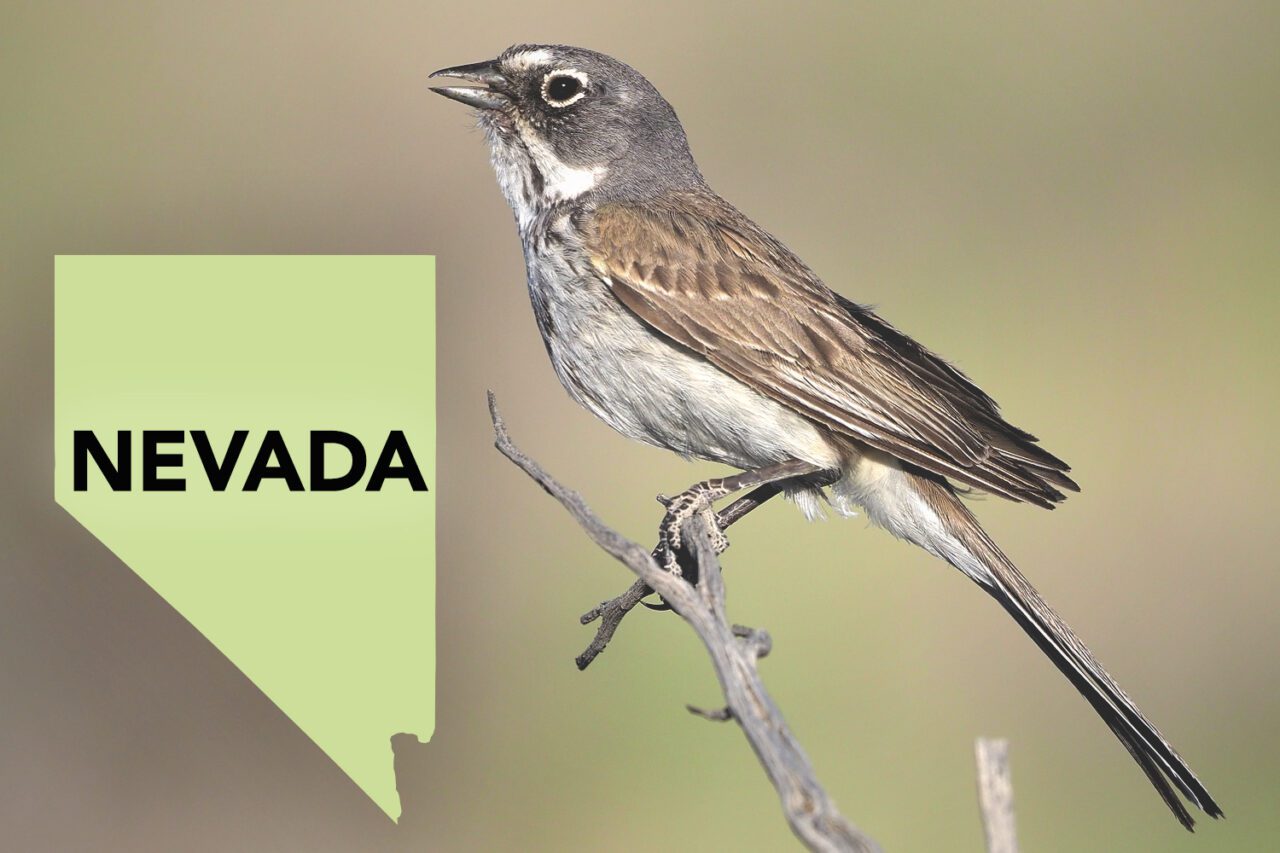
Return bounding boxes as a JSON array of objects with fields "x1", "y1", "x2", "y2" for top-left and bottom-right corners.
[{"x1": 699, "y1": 507, "x2": 729, "y2": 553}]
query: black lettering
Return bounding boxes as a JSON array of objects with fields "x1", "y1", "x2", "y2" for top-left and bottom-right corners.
[
  {"x1": 73, "y1": 430, "x2": 131, "y2": 491},
  {"x1": 366, "y1": 430, "x2": 428, "y2": 491},
  {"x1": 311, "y1": 430, "x2": 366, "y2": 491},
  {"x1": 243, "y1": 430, "x2": 304, "y2": 491},
  {"x1": 192, "y1": 430, "x2": 248, "y2": 491},
  {"x1": 142, "y1": 430, "x2": 186, "y2": 491}
]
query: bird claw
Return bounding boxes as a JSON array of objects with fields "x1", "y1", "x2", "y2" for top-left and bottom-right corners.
[{"x1": 658, "y1": 486, "x2": 730, "y2": 575}]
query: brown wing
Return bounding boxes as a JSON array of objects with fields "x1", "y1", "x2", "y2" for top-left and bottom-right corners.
[{"x1": 585, "y1": 191, "x2": 1078, "y2": 508}]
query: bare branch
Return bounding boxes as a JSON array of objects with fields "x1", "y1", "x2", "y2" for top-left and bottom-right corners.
[
  {"x1": 975, "y1": 738, "x2": 1018, "y2": 853},
  {"x1": 489, "y1": 392, "x2": 881, "y2": 853},
  {"x1": 575, "y1": 482, "x2": 791, "y2": 669},
  {"x1": 576, "y1": 576, "x2": 653, "y2": 670}
]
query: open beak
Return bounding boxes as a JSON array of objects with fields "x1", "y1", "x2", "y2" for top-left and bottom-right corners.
[{"x1": 429, "y1": 60, "x2": 510, "y2": 110}]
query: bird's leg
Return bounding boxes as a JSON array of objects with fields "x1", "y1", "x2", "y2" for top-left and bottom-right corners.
[
  {"x1": 578, "y1": 464, "x2": 839, "y2": 667},
  {"x1": 716, "y1": 466, "x2": 840, "y2": 528},
  {"x1": 641, "y1": 465, "x2": 840, "y2": 610},
  {"x1": 657, "y1": 459, "x2": 830, "y2": 573}
]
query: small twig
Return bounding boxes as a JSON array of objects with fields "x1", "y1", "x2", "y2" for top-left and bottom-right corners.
[
  {"x1": 975, "y1": 738, "x2": 1018, "y2": 853},
  {"x1": 576, "y1": 577, "x2": 653, "y2": 670},
  {"x1": 489, "y1": 392, "x2": 880, "y2": 853},
  {"x1": 686, "y1": 704, "x2": 735, "y2": 722}
]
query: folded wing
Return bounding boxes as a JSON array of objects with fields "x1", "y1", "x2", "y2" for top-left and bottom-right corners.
[{"x1": 586, "y1": 191, "x2": 1078, "y2": 507}]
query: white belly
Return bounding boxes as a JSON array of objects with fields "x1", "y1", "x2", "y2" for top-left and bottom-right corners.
[{"x1": 525, "y1": 256, "x2": 841, "y2": 473}]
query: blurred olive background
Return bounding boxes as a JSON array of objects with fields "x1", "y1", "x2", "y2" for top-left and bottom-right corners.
[{"x1": 3, "y1": 2, "x2": 1278, "y2": 850}]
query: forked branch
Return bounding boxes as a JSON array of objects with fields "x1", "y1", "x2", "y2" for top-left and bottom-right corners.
[{"x1": 488, "y1": 393, "x2": 880, "y2": 853}]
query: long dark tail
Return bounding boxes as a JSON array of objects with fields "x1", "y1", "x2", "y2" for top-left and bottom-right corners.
[{"x1": 924, "y1": 478, "x2": 1223, "y2": 830}]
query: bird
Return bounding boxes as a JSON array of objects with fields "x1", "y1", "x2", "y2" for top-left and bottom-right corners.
[{"x1": 431, "y1": 43, "x2": 1222, "y2": 830}]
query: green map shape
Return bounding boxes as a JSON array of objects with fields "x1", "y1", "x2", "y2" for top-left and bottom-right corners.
[{"x1": 54, "y1": 256, "x2": 435, "y2": 821}]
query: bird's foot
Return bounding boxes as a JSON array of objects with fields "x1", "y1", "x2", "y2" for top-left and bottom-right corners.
[{"x1": 657, "y1": 483, "x2": 731, "y2": 574}]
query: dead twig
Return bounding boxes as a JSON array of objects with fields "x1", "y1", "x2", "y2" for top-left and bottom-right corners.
[
  {"x1": 488, "y1": 392, "x2": 880, "y2": 853},
  {"x1": 975, "y1": 738, "x2": 1018, "y2": 853},
  {"x1": 576, "y1": 473, "x2": 837, "y2": 670}
]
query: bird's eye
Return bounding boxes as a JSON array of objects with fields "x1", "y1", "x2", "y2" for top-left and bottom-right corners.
[{"x1": 541, "y1": 70, "x2": 588, "y2": 107}]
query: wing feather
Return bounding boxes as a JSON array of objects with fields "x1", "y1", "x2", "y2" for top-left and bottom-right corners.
[{"x1": 586, "y1": 191, "x2": 1078, "y2": 507}]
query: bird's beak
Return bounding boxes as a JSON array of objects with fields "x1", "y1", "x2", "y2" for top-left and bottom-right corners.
[{"x1": 429, "y1": 59, "x2": 511, "y2": 110}]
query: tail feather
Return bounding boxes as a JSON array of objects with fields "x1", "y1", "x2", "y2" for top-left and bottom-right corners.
[
  {"x1": 908, "y1": 472, "x2": 1223, "y2": 828},
  {"x1": 986, "y1": 571, "x2": 1201, "y2": 829}
]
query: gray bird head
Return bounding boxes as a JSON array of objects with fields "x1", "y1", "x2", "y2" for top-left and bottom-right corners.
[{"x1": 431, "y1": 45, "x2": 704, "y2": 214}]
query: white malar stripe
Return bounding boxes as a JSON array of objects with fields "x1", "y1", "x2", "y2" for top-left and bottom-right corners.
[
  {"x1": 545, "y1": 161, "x2": 605, "y2": 202},
  {"x1": 523, "y1": 133, "x2": 606, "y2": 203}
]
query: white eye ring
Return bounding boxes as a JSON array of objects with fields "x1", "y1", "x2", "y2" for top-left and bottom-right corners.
[{"x1": 541, "y1": 69, "x2": 589, "y2": 108}]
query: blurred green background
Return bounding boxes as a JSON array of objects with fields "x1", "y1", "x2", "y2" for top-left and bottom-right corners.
[{"x1": 2, "y1": 2, "x2": 1277, "y2": 850}]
